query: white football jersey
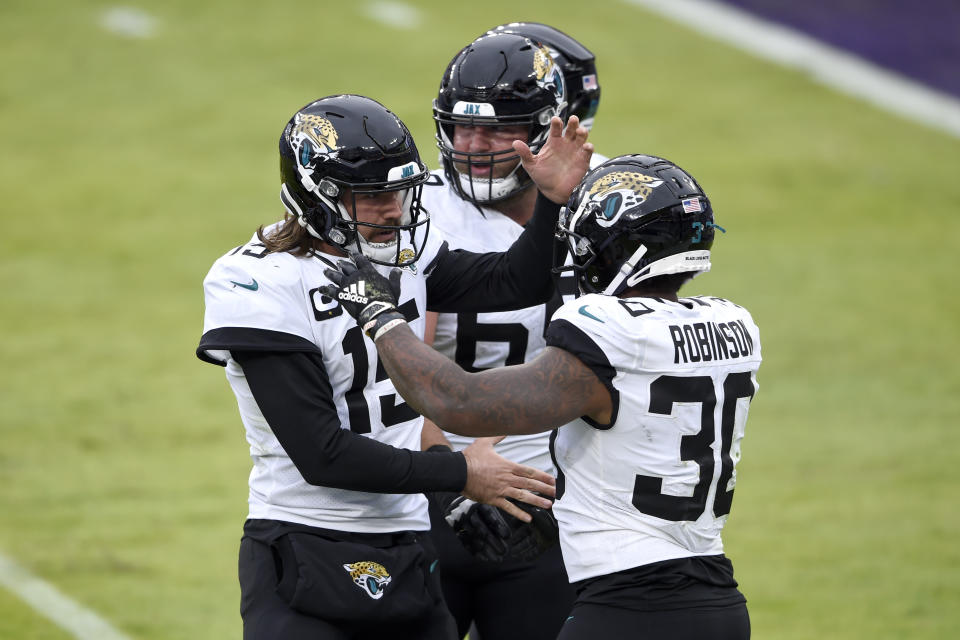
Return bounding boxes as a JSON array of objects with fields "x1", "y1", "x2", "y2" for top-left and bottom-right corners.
[
  {"x1": 422, "y1": 157, "x2": 608, "y2": 472},
  {"x1": 199, "y1": 227, "x2": 446, "y2": 534},
  {"x1": 546, "y1": 293, "x2": 761, "y2": 582}
]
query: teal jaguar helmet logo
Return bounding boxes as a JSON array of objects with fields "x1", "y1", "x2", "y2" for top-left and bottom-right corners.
[
  {"x1": 533, "y1": 44, "x2": 565, "y2": 104},
  {"x1": 586, "y1": 171, "x2": 664, "y2": 226},
  {"x1": 343, "y1": 561, "x2": 392, "y2": 600},
  {"x1": 291, "y1": 113, "x2": 339, "y2": 169}
]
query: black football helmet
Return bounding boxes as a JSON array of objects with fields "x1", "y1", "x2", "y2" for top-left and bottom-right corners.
[
  {"x1": 433, "y1": 33, "x2": 568, "y2": 204},
  {"x1": 483, "y1": 22, "x2": 600, "y2": 130},
  {"x1": 279, "y1": 94, "x2": 430, "y2": 266},
  {"x1": 555, "y1": 155, "x2": 718, "y2": 296}
]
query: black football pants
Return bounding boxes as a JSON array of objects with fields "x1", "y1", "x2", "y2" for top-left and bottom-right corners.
[
  {"x1": 557, "y1": 600, "x2": 750, "y2": 639},
  {"x1": 428, "y1": 501, "x2": 575, "y2": 640},
  {"x1": 238, "y1": 535, "x2": 458, "y2": 640}
]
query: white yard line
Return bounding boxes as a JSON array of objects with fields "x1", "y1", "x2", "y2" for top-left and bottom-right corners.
[
  {"x1": 99, "y1": 6, "x2": 158, "y2": 39},
  {"x1": 364, "y1": 1, "x2": 422, "y2": 30},
  {"x1": 0, "y1": 551, "x2": 132, "y2": 640},
  {"x1": 625, "y1": 0, "x2": 960, "y2": 139}
]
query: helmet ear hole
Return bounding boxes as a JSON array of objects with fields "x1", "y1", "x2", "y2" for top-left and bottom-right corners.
[
  {"x1": 306, "y1": 201, "x2": 339, "y2": 239},
  {"x1": 301, "y1": 198, "x2": 345, "y2": 245},
  {"x1": 606, "y1": 236, "x2": 631, "y2": 265}
]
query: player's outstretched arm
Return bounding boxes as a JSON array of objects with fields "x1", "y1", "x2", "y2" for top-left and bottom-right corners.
[
  {"x1": 321, "y1": 251, "x2": 611, "y2": 437},
  {"x1": 377, "y1": 322, "x2": 611, "y2": 437},
  {"x1": 514, "y1": 114, "x2": 594, "y2": 204}
]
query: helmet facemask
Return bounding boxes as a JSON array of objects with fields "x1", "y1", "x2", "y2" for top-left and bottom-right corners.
[
  {"x1": 435, "y1": 106, "x2": 558, "y2": 204},
  {"x1": 349, "y1": 184, "x2": 427, "y2": 266}
]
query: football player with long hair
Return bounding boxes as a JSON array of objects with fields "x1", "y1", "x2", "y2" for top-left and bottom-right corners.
[
  {"x1": 326, "y1": 155, "x2": 761, "y2": 640},
  {"x1": 196, "y1": 94, "x2": 592, "y2": 639}
]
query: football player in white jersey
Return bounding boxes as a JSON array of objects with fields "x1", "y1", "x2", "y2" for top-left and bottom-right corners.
[
  {"x1": 325, "y1": 154, "x2": 761, "y2": 640},
  {"x1": 419, "y1": 26, "x2": 606, "y2": 640},
  {"x1": 196, "y1": 94, "x2": 593, "y2": 640}
]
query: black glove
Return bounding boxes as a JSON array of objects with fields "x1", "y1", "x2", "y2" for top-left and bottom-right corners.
[
  {"x1": 322, "y1": 250, "x2": 404, "y2": 339},
  {"x1": 503, "y1": 496, "x2": 560, "y2": 561},
  {"x1": 433, "y1": 493, "x2": 512, "y2": 563}
]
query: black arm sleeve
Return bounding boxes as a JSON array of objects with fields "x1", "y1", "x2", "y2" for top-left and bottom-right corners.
[
  {"x1": 425, "y1": 193, "x2": 561, "y2": 313},
  {"x1": 232, "y1": 350, "x2": 467, "y2": 493}
]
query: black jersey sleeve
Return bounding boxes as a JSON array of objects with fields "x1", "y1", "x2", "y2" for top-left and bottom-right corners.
[
  {"x1": 197, "y1": 327, "x2": 320, "y2": 365},
  {"x1": 232, "y1": 349, "x2": 468, "y2": 493},
  {"x1": 424, "y1": 193, "x2": 560, "y2": 313}
]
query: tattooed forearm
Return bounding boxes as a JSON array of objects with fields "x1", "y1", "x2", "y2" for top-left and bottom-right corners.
[{"x1": 376, "y1": 324, "x2": 602, "y2": 436}]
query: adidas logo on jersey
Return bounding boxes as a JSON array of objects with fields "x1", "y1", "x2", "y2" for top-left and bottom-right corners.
[{"x1": 338, "y1": 282, "x2": 369, "y2": 305}]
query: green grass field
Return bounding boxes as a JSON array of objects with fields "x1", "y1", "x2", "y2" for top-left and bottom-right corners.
[{"x1": 2, "y1": 1, "x2": 958, "y2": 638}]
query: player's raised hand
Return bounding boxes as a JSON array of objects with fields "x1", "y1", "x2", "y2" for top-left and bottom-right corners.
[
  {"x1": 514, "y1": 114, "x2": 593, "y2": 204},
  {"x1": 461, "y1": 436, "x2": 555, "y2": 522}
]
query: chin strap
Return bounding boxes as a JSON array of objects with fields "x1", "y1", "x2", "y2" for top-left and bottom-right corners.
[{"x1": 602, "y1": 245, "x2": 648, "y2": 296}]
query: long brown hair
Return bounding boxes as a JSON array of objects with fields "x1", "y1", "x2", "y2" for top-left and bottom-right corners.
[{"x1": 256, "y1": 214, "x2": 318, "y2": 256}]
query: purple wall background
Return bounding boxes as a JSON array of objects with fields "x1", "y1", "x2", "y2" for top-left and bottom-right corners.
[{"x1": 717, "y1": 0, "x2": 960, "y2": 97}]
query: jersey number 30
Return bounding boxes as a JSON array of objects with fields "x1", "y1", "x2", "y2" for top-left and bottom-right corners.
[{"x1": 632, "y1": 372, "x2": 755, "y2": 521}]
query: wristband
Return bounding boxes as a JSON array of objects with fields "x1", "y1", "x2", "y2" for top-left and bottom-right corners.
[
  {"x1": 361, "y1": 309, "x2": 406, "y2": 340},
  {"x1": 373, "y1": 318, "x2": 406, "y2": 341}
]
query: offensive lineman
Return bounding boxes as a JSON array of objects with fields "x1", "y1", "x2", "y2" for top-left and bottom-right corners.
[
  {"x1": 196, "y1": 94, "x2": 592, "y2": 639},
  {"x1": 326, "y1": 154, "x2": 761, "y2": 640},
  {"x1": 420, "y1": 26, "x2": 608, "y2": 640}
]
